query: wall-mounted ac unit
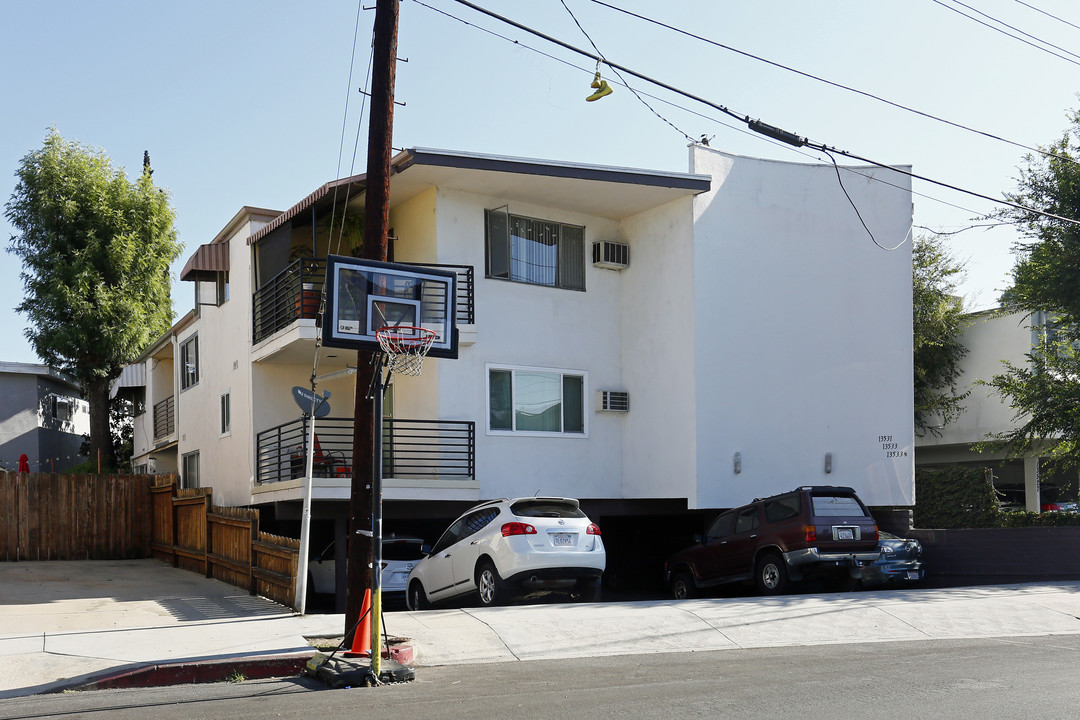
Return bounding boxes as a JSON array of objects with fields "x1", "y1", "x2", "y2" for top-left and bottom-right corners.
[
  {"x1": 596, "y1": 390, "x2": 630, "y2": 412},
  {"x1": 592, "y1": 241, "x2": 629, "y2": 270}
]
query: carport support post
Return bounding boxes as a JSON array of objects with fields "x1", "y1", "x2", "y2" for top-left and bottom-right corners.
[{"x1": 370, "y1": 363, "x2": 386, "y2": 677}]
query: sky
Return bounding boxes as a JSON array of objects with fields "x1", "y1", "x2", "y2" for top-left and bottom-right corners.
[{"x1": 2, "y1": 0, "x2": 1079, "y2": 366}]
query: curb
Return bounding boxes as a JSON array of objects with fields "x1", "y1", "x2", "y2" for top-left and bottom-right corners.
[
  {"x1": 66, "y1": 654, "x2": 316, "y2": 692},
  {"x1": 62, "y1": 641, "x2": 415, "y2": 693}
]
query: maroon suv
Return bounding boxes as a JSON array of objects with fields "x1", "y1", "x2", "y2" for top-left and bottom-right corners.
[{"x1": 665, "y1": 486, "x2": 879, "y2": 596}]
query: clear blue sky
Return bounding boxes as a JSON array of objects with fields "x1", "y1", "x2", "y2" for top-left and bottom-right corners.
[{"x1": 2, "y1": 0, "x2": 1078, "y2": 365}]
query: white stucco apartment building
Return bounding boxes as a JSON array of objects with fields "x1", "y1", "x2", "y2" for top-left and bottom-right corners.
[
  {"x1": 123, "y1": 143, "x2": 914, "y2": 599},
  {"x1": 915, "y1": 309, "x2": 1076, "y2": 511}
]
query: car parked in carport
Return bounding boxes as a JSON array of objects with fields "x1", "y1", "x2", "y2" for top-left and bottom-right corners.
[
  {"x1": 860, "y1": 531, "x2": 924, "y2": 587},
  {"x1": 665, "y1": 486, "x2": 880, "y2": 597},
  {"x1": 406, "y1": 497, "x2": 605, "y2": 609}
]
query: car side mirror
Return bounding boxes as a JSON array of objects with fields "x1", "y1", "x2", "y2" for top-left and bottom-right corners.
[
  {"x1": 421, "y1": 544, "x2": 432, "y2": 556},
  {"x1": 693, "y1": 533, "x2": 703, "y2": 544}
]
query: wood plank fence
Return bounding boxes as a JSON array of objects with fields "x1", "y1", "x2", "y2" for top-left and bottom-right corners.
[
  {"x1": 150, "y1": 478, "x2": 299, "y2": 608},
  {"x1": 0, "y1": 471, "x2": 154, "y2": 561},
  {"x1": 1, "y1": 471, "x2": 300, "y2": 609}
]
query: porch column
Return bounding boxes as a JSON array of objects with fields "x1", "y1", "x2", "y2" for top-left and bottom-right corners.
[{"x1": 1024, "y1": 455, "x2": 1040, "y2": 512}]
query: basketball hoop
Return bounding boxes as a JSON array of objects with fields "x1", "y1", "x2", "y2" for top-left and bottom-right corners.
[{"x1": 375, "y1": 326, "x2": 437, "y2": 376}]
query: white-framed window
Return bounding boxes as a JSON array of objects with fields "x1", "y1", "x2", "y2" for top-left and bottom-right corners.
[
  {"x1": 220, "y1": 392, "x2": 231, "y2": 435},
  {"x1": 485, "y1": 208, "x2": 585, "y2": 290},
  {"x1": 181, "y1": 451, "x2": 200, "y2": 489},
  {"x1": 180, "y1": 335, "x2": 199, "y2": 390},
  {"x1": 487, "y1": 364, "x2": 587, "y2": 436}
]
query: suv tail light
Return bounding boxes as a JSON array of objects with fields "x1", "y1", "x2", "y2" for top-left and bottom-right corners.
[
  {"x1": 586, "y1": 523, "x2": 601, "y2": 535},
  {"x1": 804, "y1": 525, "x2": 817, "y2": 542},
  {"x1": 501, "y1": 522, "x2": 536, "y2": 537}
]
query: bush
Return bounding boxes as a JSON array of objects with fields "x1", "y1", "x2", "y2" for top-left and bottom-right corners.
[
  {"x1": 996, "y1": 510, "x2": 1080, "y2": 527},
  {"x1": 914, "y1": 466, "x2": 999, "y2": 528}
]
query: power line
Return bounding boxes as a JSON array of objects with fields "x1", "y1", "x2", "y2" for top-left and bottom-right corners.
[
  {"x1": 931, "y1": 0, "x2": 1080, "y2": 67},
  {"x1": 1014, "y1": 0, "x2": 1080, "y2": 33},
  {"x1": 947, "y1": 0, "x2": 1080, "y2": 60},
  {"x1": 586, "y1": 0, "x2": 1079, "y2": 168},
  {"x1": 440, "y1": 0, "x2": 1080, "y2": 229},
  {"x1": 413, "y1": 0, "x2": 1003, "y2": 225}
]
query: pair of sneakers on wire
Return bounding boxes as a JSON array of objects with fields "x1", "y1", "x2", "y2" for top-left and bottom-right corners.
[{"x1": 587, "y1": 71, "x2": 613, "y2": 102}]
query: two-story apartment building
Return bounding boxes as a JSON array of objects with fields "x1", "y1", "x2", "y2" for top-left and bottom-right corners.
[
  {"x1": 126, "y1": 143, "x2": 915, "y2": 598},
  {"x1": 916, "y1": 309, "x2": 1079, "y2": 511}
]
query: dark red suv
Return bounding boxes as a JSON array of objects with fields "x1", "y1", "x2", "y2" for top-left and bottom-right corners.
[{"x1": 665, "y1": 486, "x2": 879, "y2": 596}]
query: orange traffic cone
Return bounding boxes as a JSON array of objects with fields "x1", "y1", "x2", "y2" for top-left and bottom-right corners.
[{"x1": 344, "y1": 589, "x2": 372, "y2": 657}]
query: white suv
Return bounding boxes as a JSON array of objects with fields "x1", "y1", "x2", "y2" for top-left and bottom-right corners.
[{"x1": 406, "y1": 497, "x2": 605, "y2": 609}]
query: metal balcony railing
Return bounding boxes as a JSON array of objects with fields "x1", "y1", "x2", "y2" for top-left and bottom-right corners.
[
  {"x1": 252, "y1": 258, "x2": 326, "y2": 345},
  {"x1": 404, "y1": 263, "x2": 475, "y2": 325},
  {"x1": 251, "y1": 260, "x2": 474, "y2": 346},
  {"x1": 153, "y1": 395, "x2": 175, "y2": 440},
  {"x1": 255, "y1": 416, "x2": 475, "y2": 485}
]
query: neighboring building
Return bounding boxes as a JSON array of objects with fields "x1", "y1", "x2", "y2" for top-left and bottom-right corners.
[
  {"x1": 916, "y1": 309, "x2": 1077, "y2": 511},
  {"x1": 0, "y1": 362, "x2": 89, "y2": 472},
  {"x1": 125, "y1": 144, "x2": 915, "y2": 602}
]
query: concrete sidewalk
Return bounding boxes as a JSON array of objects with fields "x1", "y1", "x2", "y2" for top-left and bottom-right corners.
[{"x1": 3, "y1": 560, "x2": 1080, "y2": 698}]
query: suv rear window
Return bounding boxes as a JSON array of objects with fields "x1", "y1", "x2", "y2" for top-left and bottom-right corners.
[
  {"x1": 764, "y1": 495, "x2": 802, "y2": 522},
  {"x1": 810, "y1": 494, "x2": 868, "y2": 517},
  {"x1": 511, "y1": 500, "x2": 586, "y2": 518}
]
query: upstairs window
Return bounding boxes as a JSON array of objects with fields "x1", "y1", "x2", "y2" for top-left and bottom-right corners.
[
  {"x1": 180, "y1": 335, "x2": 199, "y2": 390},
  {"x1": 485, "y1": 208, "x2": 585, "y2": 290}
]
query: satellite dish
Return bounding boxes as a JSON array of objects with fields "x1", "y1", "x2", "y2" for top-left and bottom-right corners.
[{"x1": 292, "y1": 386, "x2": 331, "y2": 418}]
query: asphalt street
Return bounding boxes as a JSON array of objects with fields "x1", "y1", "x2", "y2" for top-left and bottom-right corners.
[{"x1": 4, "y1": 635, "x2": 1079, "y2": 720}]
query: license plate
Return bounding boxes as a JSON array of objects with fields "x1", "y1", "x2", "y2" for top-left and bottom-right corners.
[
  {"x1": 906, "y1": 571, "x2": 920, "y2": 580},
  {"x1": 836, "y1": 528, "x2": 854, "y2": 540},
  {"x1": 552, "y1": 533, "x2": 573, "y2": 547}
]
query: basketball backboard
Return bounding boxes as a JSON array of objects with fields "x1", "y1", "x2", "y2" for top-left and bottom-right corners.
[{"x1": 322, "y1": 256, "x2": 458, "y2": 359}]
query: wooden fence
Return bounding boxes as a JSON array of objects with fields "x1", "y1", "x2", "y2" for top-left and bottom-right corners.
[
  {"x1": 1, "y1": 471, "x2": 300, "y2": 609},
  {"x1": 0, "y1": 471, "x2": 154, "y2": 561},
  {"x1": 150, "y1": 478, "x2": 299, "y2": 608}
]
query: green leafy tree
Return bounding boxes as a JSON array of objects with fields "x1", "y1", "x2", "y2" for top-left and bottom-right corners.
[
  {"x1": 913, "y1": 234, "x2": 970, "y2": 437},
  {"x1": 983, "y1": 108, "x2": 1080, "y2": 469},
  {"x1": 5, "y1": 129, "x2": 181, "y2": 472}
]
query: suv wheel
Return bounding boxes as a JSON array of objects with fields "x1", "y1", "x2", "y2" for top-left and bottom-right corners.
[
  {"x1": 755, "y1": 552, "x2": 788, "y2": 595},
  {"x1": 670, "y1": 570, "x2": 697, "y2": 600},
  {"x1": 477, "y1": 561, "x2": 507, "y2": 607}
]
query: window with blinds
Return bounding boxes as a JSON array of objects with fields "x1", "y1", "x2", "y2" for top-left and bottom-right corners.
[{"x1": 485, "y1": 207, "x2": 585, "y2": 291}]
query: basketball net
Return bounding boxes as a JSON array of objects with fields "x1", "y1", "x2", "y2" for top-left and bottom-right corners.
[{"x1": 375, "y1": 326, "x2": 436, "y2": 376}]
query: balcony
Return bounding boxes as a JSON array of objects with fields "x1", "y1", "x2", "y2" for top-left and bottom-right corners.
[
  {"x1": 251, "y1": 259, "x2": 474, "y2": 346},
  {"x1": 255, "y1": 416, "x2": 475, "y2": 485},
  {"x1": 153, "y1": 395, "x2": 175, "y2": 440}
]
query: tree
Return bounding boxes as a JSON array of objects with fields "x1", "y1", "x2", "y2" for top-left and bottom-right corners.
[
  {"x1": 983, "y1": 108, "x2": 1080, "y2": 468},
  {"x1": 5, "y1": 129, "x2": 181, "y2": 471},
  {"x1": 913, "y1": 234, "x2": 970, "y2": 437}
]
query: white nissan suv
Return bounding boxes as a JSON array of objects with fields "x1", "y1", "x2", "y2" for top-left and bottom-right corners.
[{"x1": 405, "y1": 497, "x2": 605, "y2": 609}]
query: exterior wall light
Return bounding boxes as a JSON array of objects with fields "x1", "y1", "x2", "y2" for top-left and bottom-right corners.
[
  {"x1": 734, "y1": 452, "x2": 742, "y2": 474},
  {"x1": 824, "y1": 452, "x2": 833, "y2": 474}
]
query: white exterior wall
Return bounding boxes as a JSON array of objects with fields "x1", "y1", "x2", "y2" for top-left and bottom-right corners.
[
  {"x1": 619, "y1": 199, "x2": 699, "y2": 503},
  {"x1": 917, "y1": 310, "x2": 1032, "y2": 448},
  {"x1": 175, "y1": 214, "x2": 271, "y2": 505},
  {"x1": 688, "y1": 146, "x2": 914, "y2": 508},
  {"x1": 428, "y1": 186, "x2": 627, "y2": 500}
]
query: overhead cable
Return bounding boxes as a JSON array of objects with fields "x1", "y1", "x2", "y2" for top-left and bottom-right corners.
[
  {"x1": 931, "y1": 0, "x2": 1080, "y2": 67},
  {"x1": 587, "y1": 0, "x2": 1079, "y2": 168},
  {"x1": 443, "y1": 0, "x2": 1080, "y2": 228},
  {"x1": 1014, "y1": 0, "x2": 1080, "y2": 32}
]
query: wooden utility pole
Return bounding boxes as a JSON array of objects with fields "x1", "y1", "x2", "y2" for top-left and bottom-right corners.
[{"x1": 346, "y1": 0, "x2": 399, "y2": 644}]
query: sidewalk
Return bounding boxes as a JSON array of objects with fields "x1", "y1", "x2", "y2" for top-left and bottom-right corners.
[{"x1": 3, "y1": 560, "x2": 1080, "y2": 698}]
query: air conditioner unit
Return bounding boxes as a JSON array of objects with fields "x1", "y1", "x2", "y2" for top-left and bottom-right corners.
[
  {"x1": 596, "y1": 390, "x2": 630, "y2": 412},
  {"x1": 592, "y1": 241, "x2": 629, "y2": 270}
]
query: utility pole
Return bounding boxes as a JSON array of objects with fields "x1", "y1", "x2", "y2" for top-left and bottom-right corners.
[{"x1": 345, "y1": 0, "x2": 399, "y2": 648}]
